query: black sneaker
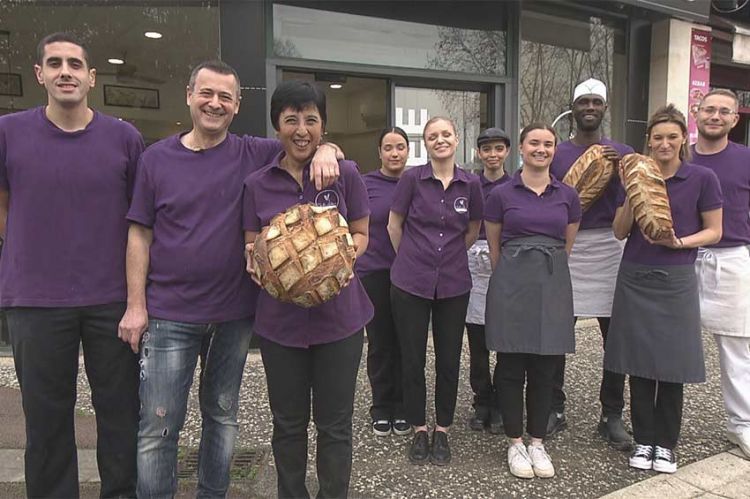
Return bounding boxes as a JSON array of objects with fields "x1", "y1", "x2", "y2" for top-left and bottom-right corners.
[
  {"x1": 392, "y1": 419, "x2": 412, "y2": 436},
  {"x1": 546, "y1": 412, "x2": 567, "y2": 437},
  {"x1": 629, "y1": 443, "x2": 654, "y2": 470},
  {"x1": 408, "y1": 430, "x2": 430, "y2": 464},
  {"x1": 469, "y1": 406, "x2": 489, "y2": 431},
  {"x1": 372, "y1": 419, "x2": 391, "y2": 437},
  {"x1": 598, "y1": 415, "x2": 632, "y2": 451},
  {"x1": 652, "y1": 446, "x2": 677, "y2": 473},
  {"x1": 488, "y1": 408, "x2": 504, "y2": 435},
  {"x1": 430, "y1": 431, "x2": 451, "y2": 466}
]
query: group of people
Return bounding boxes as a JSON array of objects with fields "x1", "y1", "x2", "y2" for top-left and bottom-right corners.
[{"x1": 0, "y1": 30, "x2": 747, "y2": 499}]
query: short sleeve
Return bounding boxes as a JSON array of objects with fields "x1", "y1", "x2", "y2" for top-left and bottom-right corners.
[
  {"x1": 390, "y1": 170, "x2": 415, "y2": 216},
  {"x1": 468, "y1": 177, "x2": 484, "y2": 221},
  {"x1": 125, "y1": 128, "x2": 146, "y2": 200},
  {"x1": 126, "y1": 156, "x2": 156, "y2": 227},
  {"x1": 342, "y1": 162, "x2": 370, "y2": 221},
  {"x1": 699, "y1": 168, "x2": 723, "y2": 212},
  {"x1": 242, "y1": 174, "x2": 262, "y2": 232},
  {"x1": 484, "y1": 187, "x2": 505, "y2": 223},
  {"x1": 244, "y1": 136, "x2": 283, "y2": 172},
  {"x1": 568, "y1": 188, "x2": 582, "y2": 223}
]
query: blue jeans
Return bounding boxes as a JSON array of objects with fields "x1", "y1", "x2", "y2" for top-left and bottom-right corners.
[{"x1": 136, "y1": 317, "x2": 253, "y2": 498}]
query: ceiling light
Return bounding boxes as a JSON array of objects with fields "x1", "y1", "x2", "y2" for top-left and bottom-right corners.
[
  {"x1": 108, "y1": 58, "x2": 125, "y2": 65},
  {"x1": 144, "y1": 31, "x2": 163, "y2": 39},
  {"x1": 329, "y1": 83, "x2": 343, "y2": 89},
  {"x1": 175, "y1": 121, "x2": 182, "y2": 126}
]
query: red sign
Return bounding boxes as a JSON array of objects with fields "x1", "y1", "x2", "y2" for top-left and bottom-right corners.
[{"x1": 688, "y1": 29, "x2": 712, "y2": 144}]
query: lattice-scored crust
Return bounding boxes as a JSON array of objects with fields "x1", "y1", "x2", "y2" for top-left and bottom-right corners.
[
  {"x1": 621, "y1": 153, "x2": 674, "y2": 241},
  {"x1": 562, "y1": 144, "x2": 614, "y2": 212},
  {"x1": 252, "y1": 203, "x2": 356, "y2": 308}
]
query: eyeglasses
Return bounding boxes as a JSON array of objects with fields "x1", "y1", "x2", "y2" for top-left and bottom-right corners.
[{"x1": 698, "y1": 106, "x2": 737, "y2": 117}]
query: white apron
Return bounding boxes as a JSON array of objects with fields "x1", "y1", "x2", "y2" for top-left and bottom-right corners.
[
  {"x1": 466, "y1": 240, "x2": 491, "y2": 325},
  {"x1": 696, "y1": 245, "x2": 750, "y2": 338},
  {"x1": 568, "y1": 228, "x2": 625, "y2": 317}
]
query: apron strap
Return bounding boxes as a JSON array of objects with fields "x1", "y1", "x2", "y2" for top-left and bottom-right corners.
[{"x1": 510, "y1": 245, "x2": 556, "y2": 274}]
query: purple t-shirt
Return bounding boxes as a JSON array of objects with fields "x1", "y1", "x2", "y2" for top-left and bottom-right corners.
[
  {"x1": 550, "y1": 138, "x2": 634, "y2": 230},
  {"x1": 390, "y1": 163, "x2": 484, "y2": 300},
  {"x1": 242, "y1": 156, "x2": 373, "y2": 348},
  {"x1": 127, "y1": 133, "x2": 281, "y2": 323},
  {"x1": 484, "y1": 171, "x2": 582, "y2": 244},
  {"x1": 619, "y1": 161, "x2": 723, "y2": 266},
  {"x1": 356, "y1": 169, "x2": 399, "y2": 277},
  {"x1": 478, "y1": 171, "x2": 510, "y2": 240},
  {"x1": 691, "y1": 142, "x2": 750, "y2": 248},
  {"x1": 0, "y1": 107, "x2": 144, "y2": 307}
]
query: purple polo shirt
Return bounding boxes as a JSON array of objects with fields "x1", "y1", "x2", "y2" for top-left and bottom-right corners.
[
  {"x1": 550, "y1": 138, "x2": 634, "y2": 230},
  {"x1": 390, "y1": 163, "x2": 484, "y2": 300},
  {"x1": 691, "y1": 142, "x2": 750, "y2": 248},
  {"x1": 619, "y1": 161, "x2": 723, "y2": 266},
  {"x1": 127, "y1": 133, "x2": 281, "y2": 323},
  {"x1": 356, "y1": 169, "x2": 399, "y2": 277},
  {"x1": 478, "y1": 171, "x2": 510, "y2": 240},
  {"x1": 242, "y1": 156, "x2": 373, "y2": 348},
  {"x1": 484, "y1": 171, "x2": 582, "y2": 244},
  {"x1": 0, "y1": 107, "x2": 144, "y2": 307}
]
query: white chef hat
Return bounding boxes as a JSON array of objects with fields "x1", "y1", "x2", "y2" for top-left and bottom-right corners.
[{"x1": 573, "y1": 78, "x2": 607, "y2": 103}]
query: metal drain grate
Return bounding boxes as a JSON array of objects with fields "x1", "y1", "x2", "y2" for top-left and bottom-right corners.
[{"x1": 177, "y1": 447, "x2": 269, "y2": 481}]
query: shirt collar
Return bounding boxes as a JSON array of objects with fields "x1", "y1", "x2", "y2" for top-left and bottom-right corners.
[
  {"x1": 669, "y1": 161, "x2": 692, "y2": 181},
  {"x1": 480, "y1": 171, "x2": 509, "y2": 187},
  {"x1": 511, "y1": 169, "x2": 560, "y2": 190},
  {"x1": 419, "y1": 162, "x2": 470, "y2": 183}
]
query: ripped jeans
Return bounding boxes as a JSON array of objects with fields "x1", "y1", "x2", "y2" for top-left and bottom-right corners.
[{"x1": 137, "y1": 317, "x2": 253, "y2": 498}]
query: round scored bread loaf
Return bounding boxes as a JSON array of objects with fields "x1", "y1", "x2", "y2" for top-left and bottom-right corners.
[
  {"x1": 251, "y1": 203, "x2": 356, "y2": 308},
  {"x1": 562, "y1": 144, "x2": 615, "y2": 212},
  {"x1": 621, "y1": 153, "x2": 674, "y2": 241}
]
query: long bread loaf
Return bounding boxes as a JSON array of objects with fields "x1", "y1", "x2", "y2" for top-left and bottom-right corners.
[
  {"x1": 562, "y1": 144, "x2": 614, "y2": 212},
  {"x1": 621, "y1": 153, "x2": 674, "y2": 240}
]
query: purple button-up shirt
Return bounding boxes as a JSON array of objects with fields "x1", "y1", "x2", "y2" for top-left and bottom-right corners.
[
  {"x1": 691, "y1": 142, "x2": 750, "y2": 248},
  {"x1": 242, "y1": 155, "x2": 373, "y2": 348},
  {"x1": 356, "y1": 169, "x2": 399, "y2": 277},
  {"x1": 390, "y1": 163, "x2": 484, "y2": 300},
  {"x1": 619, "y1": 161, "x2": 723, "y2": 266},
  {"x1": 550, "y1": 138, "x2": 634, "y2": 230},
  {"x1": 484, "y1": 171, "x2": 582, "y2": 244},
  {"x1": 478, "y1": 171, "x2": 510, "y2": 240}
]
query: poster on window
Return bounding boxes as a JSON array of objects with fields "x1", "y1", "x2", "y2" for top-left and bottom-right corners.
[{"x1": 688, "y1": 28, "x2": 711, "y2": 144}]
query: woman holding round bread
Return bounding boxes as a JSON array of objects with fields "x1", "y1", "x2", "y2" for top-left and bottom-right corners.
[
  {"x1": 387, "y1": 116, "x2": 483, "y2": 466},
  {"x1": 605, "y1": 104, "x2": 723, "y2": 474},
  {"x1": 242, "y1": 80, "x2": 373, "y2": 498},
  {"x1": 357, "y1": 127, "x2": 411, "y2": 437},
  {"x1": 484, "y1": 123, "x2": 581, "y2": 479}
]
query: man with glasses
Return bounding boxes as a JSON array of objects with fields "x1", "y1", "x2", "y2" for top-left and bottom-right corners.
[{"x1": 692, "y1": 88, "x2": 750, "y2": 459}]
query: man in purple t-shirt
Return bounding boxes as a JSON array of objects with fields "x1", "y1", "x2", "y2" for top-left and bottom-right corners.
[
  {"x1": 548, "y1": 78, "x2": 634, "y2": 450},
  {"x1": 692, "y1": 89, "x2": 750, "y2": 458},
  {"x1": 118, "y1": 60, "x2": 342, "y2": 497},
  {"x1": 0, "y1": 33, "x2": 144, "y2": 497}
]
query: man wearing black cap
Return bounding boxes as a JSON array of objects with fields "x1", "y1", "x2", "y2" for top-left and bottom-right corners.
[{"x1": 465, "y1": 127, "x2": 511, "y2": 433}]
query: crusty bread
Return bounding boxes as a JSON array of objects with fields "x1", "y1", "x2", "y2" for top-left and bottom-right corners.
[
  {"x1": 621, "y1": 153, "x2": 674, "y2": 241},
  {"x1": 252, "y1": 203, "x2": 356, "y2": 308},
  {"x1": 562, "y1": 144, "x2": 615, "y2": 212}
]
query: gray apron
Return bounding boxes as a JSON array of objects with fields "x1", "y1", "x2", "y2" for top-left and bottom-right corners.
[
  {"x1": 604, "y1": 261, "x2": 705, "y2": 383},
  {"x1": 485, "y1": 235, "x2": 575, "y2": 355}
]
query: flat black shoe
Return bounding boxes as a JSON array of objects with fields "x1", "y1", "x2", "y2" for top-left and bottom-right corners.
[
  {"x1": 546, "y1": 412, "x2": 567, "y2": 437},
  {"x1": 430, "y1": 431, "x2": 451, "y2": 466},
  {"x1": 408, "y1": 430, "x2": 430, "y2": 464},
  {"x1": 469, "y1": 406, "x2": 489, "y2": 431},
  {"x1": 488, "y1": 409, "x2": 504, "y2": 435},
  {"x1": 598, "y1": 416, "x2": 632, "y2": 451}
]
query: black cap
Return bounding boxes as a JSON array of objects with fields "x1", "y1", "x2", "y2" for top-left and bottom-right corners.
[{"x1": 477, "y1": 127, "x2": 511, "y2": 148}]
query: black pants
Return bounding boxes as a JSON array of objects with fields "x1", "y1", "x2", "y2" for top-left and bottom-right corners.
[
  {"x1": 466, "y1": 323, "x2": 500, "y2": 414},
  {"x1": 552, "y1": 316, "x2": 625, "y2": 416},
  {"x1": 496, "y1": 353, "x2": 561, "y2": 439},
  {"x1": 6, "y1": 303, "x2": 139, "y2": 499},
  {"x1": 630, "y1": 376, "x2": 683, "y2": 449},
  {"x1": 258, "y1": 331, "x2": 363, "y2": 499},
  {"x1": 391, "y1": 285, "x2": 468, "y2": 427},
  {"x1": 361, "y1": 271, "x2": 403, "y2": 421}
]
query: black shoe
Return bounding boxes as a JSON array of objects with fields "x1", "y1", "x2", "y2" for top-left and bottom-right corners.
[
  {"x1": 392, "y1": 419, "x2": 412, "y2": 436},
  {"x1": 372, "y1": 419, "x2": 391, "y2": 437},
  {"x1": 598, "y1": 415, "x2": 632, "y2": 451},
  {"x1": 546, "y1": 412, "x2": 567, "y2": 437},
  {"x1": 430, "y1": 431, "x2": 451, "y2": 466},
  {"x1": 469, "y1": 406, "x2": 489, "y2": 431},
  {"x1": 488, "y1": 408, "x2": 504, "y2": 435},
  {"x1": 408, "y1": 430, "x2": 430, "y2": 464}
]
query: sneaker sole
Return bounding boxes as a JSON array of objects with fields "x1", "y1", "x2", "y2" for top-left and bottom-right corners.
[
  {"x1": 597, "y1": 423, "x2": 633, "y2": 452},
  {"x1": 509, "y1": 468, "x2": 535, "y2": 479},
  {"x1": 373, "y1": 428, "x2": 391, "y2": 437},
  {"x1": 392, "y1": 427, "x2": 412, "y2": 437},
  {"x1": 628, "y1": 459, "x2": 653, "y2": 470},
  {"x1": 533, "y1": 467, "x2": 555, "y2": 478},
  {"x1": 652, "y1": 461, "x2": 677, "y2": 474},
  {"x1": 727, "y1": 432, "x2": 750, "y2": 458}
]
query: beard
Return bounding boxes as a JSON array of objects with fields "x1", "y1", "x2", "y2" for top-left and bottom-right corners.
[
  {"x1": 574, "y1": 115, "x2": 603, "y2": 132},
  {"x1": 697, "y1": 125, "x2": 729, "y2": 140}
]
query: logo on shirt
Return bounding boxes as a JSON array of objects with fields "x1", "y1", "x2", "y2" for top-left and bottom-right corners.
[
  {"x1": 454, "y1": 197, "x2": 468, "y2": 214},
  {"x1": 314, "y1": 190, "x2": 340, "y2": 208}
]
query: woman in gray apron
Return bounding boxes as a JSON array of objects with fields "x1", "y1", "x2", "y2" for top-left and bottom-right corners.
[
  {"x1": 484, "y1": 123, "x2": 581, "y2": 479},
  {"x1": 605, "y1": 104, "x2": 723, "y2": 474}
]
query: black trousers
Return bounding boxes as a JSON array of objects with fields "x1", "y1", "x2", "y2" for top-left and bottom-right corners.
[
  {"x1": 630, "y1": 376, "x2": 684, "y2": 449},
  {"x1": 552, "y1": 316, "x2": 625, "y2": 416},
  {"x1": 391, "y1": 286, "x2": 468, "y2": 428},
  {"x1": 465, "y1": 323, "x2": 500, "y2": 414},
  {"x1": 6, "y1": 303, "x2": 139, "y2": 499},
  {"x1": 496, "y1": 353, "x2": 561, "y2": 439},
  {"x1": 258, "y1": 331, "x2": 363, "y2": 499},
  {"x1": 361, "y1": 271, "x2": 403, "y2": 421}
]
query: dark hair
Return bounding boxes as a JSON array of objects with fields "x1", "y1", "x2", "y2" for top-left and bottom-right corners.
[
  {"x1": 188, "y1": 60, "x2": 241, "y2": 96},
  {"x1": 36, "y1": 32, "x2": 92, "y2": 68},
  {"x1": 422, "y1": 116, "x2": 457, "y2": 140},
  {"x1": 519, "y1": 122, "x2": 558, "y2": 146},
  {"x1": 700, "y1": 88, "x2": 739, "y2": 109},
  {"x1": 378, "y1": 127, "x2": 409, "y2": 148},
  {"x1": 270, "y1": 80, "x2": 327, "y2": 131},
  {"x1": 645, "y1": 104, "x2": 690, "y2": 161}
]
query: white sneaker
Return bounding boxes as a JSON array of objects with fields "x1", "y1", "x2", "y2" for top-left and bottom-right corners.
[
  {"x1": 527, "y1": 443, "x2": 555, "y2": 478},
  {"x1": 507, "y1": 443, "x2": 534, "y2": 479},
  {"x1": 629, "y1": 443, "x2": 654, "y2": 470},
  {"x1": 652, "y1": 446, "x2": 677, "y2": 474},
  {"x1": 728, "y1": 430, "x2": 750, "y2": 459}
]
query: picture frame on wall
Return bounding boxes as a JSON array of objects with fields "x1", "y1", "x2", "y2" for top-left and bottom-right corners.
[
  {"x1": 0, "y1": 73, "x2": 23, "y2": 97},
  {"x1": 104, "y1": 84, "x2": 160, "y2": 109}
]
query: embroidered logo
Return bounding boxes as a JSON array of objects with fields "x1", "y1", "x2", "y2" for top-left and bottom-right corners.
[
  {"x1": 314, "y1": 190, "x2": 340, "y2": 208},
  {"x1": 453, "y1": 197, "x2": 468, "y2": 214}
]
